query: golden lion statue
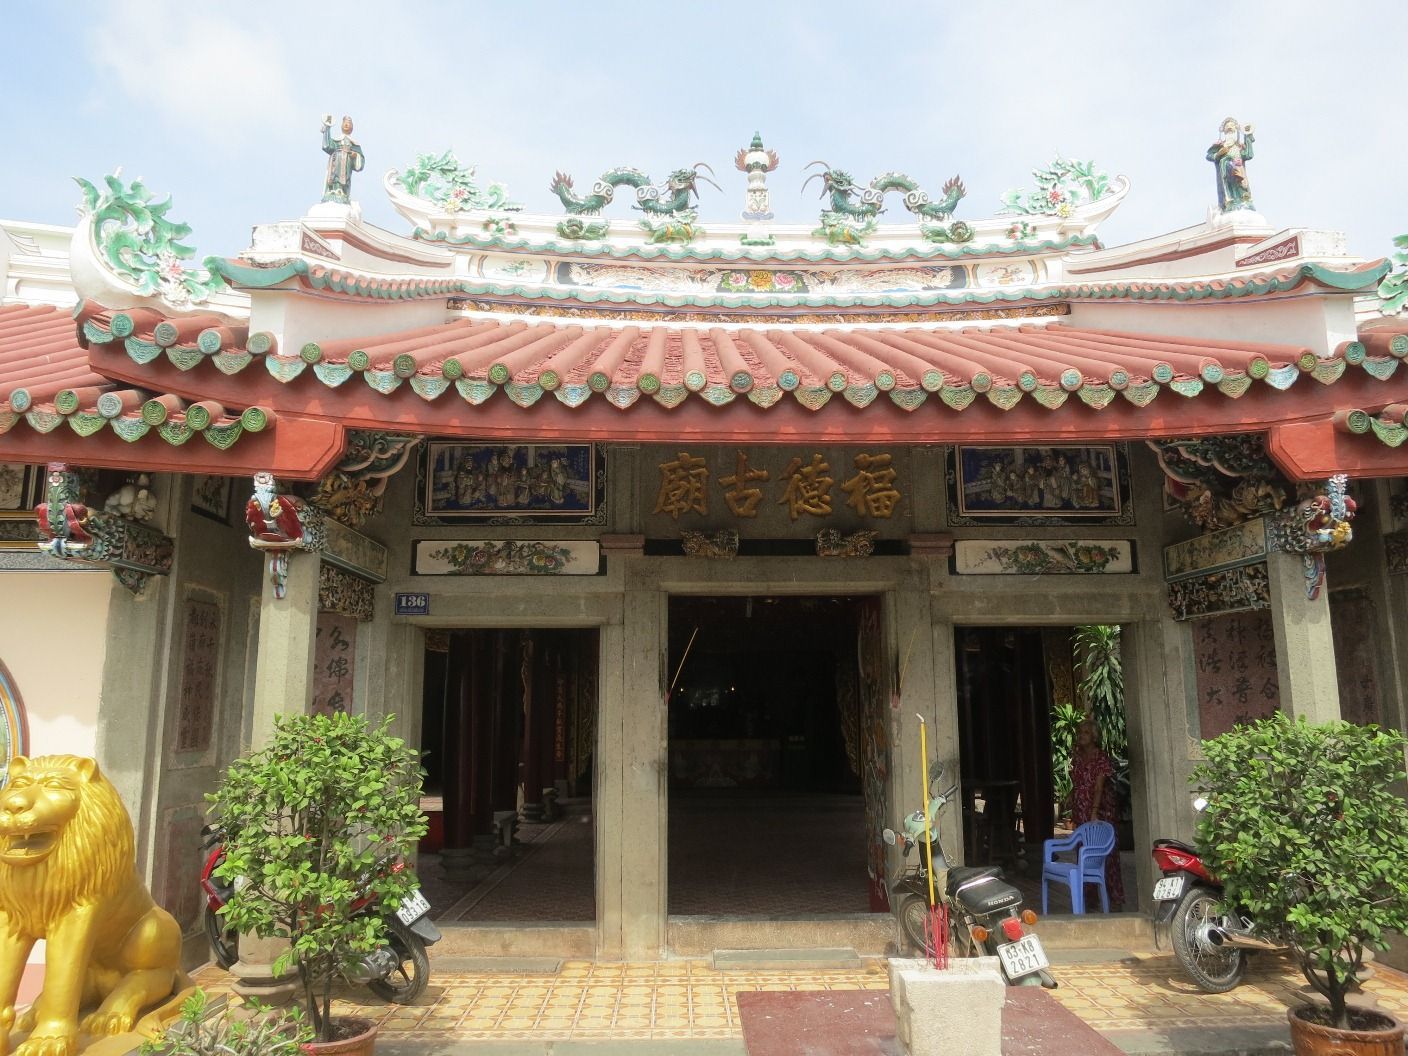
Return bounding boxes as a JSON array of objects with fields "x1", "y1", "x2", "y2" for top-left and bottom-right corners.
[{"x1": 0, "y1": 755, "x2": 190, "y2": 1056}]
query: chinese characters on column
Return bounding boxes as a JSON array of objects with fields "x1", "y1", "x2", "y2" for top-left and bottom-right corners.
[
  {"x1": 655, "y1": 450, "x2": 904, "y2": 522},
  {"x1": 176, "y1": 598, "x2": 221, "y2": 754},
  {"x1": 312, "y1": 614, "x2": 357, "y2": 716}
]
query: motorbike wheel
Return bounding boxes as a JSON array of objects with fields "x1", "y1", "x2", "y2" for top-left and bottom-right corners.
[
  {"x1": 366, "y1": 919, "x2": 431, "y2": 1004},
  {"x1": 1170, "y1": 887, "x2": 1245, "y2": 993},
  {"x1": 204, "y1": 905, "x2": 238, "y2": 970},
  {"x1": 899, "y1": 895, "x2": 930, "y2": 954}
]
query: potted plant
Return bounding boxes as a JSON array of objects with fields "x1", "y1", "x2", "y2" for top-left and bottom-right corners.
[
  {"x1": 140, "y1": 989, "x2": 311, "y2": 1056},
  {"x1": 207, "y1": 712, "x2": 427, "y2": 1052},
  {"x1": 1191, "y1": 713, "x2": 1408, "y2": 1054}
]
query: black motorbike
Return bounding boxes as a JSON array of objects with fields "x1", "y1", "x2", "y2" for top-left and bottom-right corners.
[{"x1": 884, "y1": 764, "x2": 1056, "y2": 988}]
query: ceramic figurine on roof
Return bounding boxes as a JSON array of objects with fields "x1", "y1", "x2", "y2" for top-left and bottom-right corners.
[
  {"x1": 548, "y1": 163, "x2": 722, "y2": 245},
  {"x1": 72, "y1": 172, "x2": 227, "y2": 309},
  {"x1": 321, "y1": 114, "x2": 365, "y2": 204},
  {"x1": 735, "y1": 132, "x2": 780, "y2": 246},
  {"x1": 1207, "y1": 118, "x2": 1255, "y2": 213},
  {"x1": 801, "y1": 163, "x2": 969, "y2": 246},
  {"x1": 35, "y1": 462, "x2": 92, "y2": 551}
]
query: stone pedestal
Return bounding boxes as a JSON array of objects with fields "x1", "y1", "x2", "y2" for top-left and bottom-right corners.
[
  {"x1": 229, "y1": 936, "x2": 298, "y2": 1006},
  {"x1": 888, "y1": 956, "x2": 1004, "y2": 1056}
]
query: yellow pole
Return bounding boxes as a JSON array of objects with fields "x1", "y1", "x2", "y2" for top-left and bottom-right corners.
[{"x1": 918, "y1": 715, "x2": 938, "y2": 911}]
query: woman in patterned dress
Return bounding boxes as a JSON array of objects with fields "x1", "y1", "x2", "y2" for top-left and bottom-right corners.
[{"x1": 1070, "y1": 717, "x2": 1124, "y2": 911}]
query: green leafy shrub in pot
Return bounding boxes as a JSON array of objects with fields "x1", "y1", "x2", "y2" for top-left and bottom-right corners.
[
  {"x1": 1191, "y1": 713, "x2": 1408, "y2": 1030},
  {"x1": 207, "y1": 712, "x2": 427, "y2": 1043},
  {"x1": 139, "y1": 989, "x2": 311, "y2": 1056}
]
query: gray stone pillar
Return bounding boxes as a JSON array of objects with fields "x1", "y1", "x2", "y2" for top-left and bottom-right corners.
[
  {"x1": 232, "y1": 550, "x2": 320, "y2": 1001},
  {"x1": 248, "y1": 552, "x2": 321, "y2": 748},
  {"x1": 1266, "y1": 552, "x2": 1341, "y2": 723}
]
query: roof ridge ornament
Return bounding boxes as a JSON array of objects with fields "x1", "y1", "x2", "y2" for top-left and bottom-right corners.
[
  {"x1": 800, "y1": 163, "x2": 970, "y2": 247},
  {"x1": 735, "y1": 131, "x2": 780, "y2": 248},
  {"x1": 999, "y1": 155, "x2": 1112, "y2": 217},
  {"x1": 321, "y1": 114, "x2": 365, "y2": 205},
  {"x1": 73, "y1": 170, "x2": 227, "y2": 310},
  {"x1": 548, "y1": 163, "x2": 722, "y2": 245},
  {"x1": 1207, "y1": 118, "x2": 1255, "y2": 214},
  {"x1": 396, "y1": 150, "x2": 522, "y2": 214}
]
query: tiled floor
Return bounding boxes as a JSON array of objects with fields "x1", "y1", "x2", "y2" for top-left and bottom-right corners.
[
  {"x1": 1050, "y1": 951, "x2": 1408, "y2": 1033},
  {"x1": 191, "y1": 949, "x2": 1408, "y2": 1047}
]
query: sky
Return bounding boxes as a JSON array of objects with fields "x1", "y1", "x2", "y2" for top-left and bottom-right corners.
[{"x1": 2, "y1": 1, "x2": 1404, "y2": 260}]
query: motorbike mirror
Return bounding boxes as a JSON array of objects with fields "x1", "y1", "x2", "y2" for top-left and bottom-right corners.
[
  {"x1": 927, "y1": 759, "x2": 945, "y2": 785},
  {"x1": 1192, "y1": 796, "x2": 1209, "y2": 812},
  {"x1": 882, "y1": 827, "x2": 898, "y2": 846}
]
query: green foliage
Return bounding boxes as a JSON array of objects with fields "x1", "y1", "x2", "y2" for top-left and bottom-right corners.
[
  {"x1": 1379, "y1": 233, "x2": 1408, "y2": 315},
  {"x1": 1049, "y1": 698, "x2": 1085, "y2": 812},
  {"x1": 1075, "y1": 625, "x2": 1127, "y2": 760},
  {"x1": 139, "y1": 989, "x2": 311, "y2": 1056},
  {"x1": 207, "y1": 712, "x2": 427, "y2": 1041},
  {"x1": 1191, "y1": 714, "x2": 1408, "y2": 1028}
]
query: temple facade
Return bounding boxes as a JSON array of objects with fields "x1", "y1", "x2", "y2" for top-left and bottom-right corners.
[{"x1": 2, "y1": 126, "x2": 1407, "y2": 970}]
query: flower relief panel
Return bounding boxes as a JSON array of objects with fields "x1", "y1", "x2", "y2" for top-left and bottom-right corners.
[{"x1": 0, "y1": 660, "x2": 27, "y2": 787}]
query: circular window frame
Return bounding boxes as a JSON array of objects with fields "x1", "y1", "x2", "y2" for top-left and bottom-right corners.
[{"x1": 0, "y1": 659, "x2": 28, "y2": 786}]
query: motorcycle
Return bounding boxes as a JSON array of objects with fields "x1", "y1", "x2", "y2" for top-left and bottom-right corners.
[
  {"x1": 200, "y1": 823, "x2": 441, "y2": 1003},
  {"x1": 883, "y1": 763, "x2": 1057, "y2": 988}
]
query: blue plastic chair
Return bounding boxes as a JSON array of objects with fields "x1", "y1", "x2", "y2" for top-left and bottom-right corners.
[{"x1": 1041, "y1": 820, "x2": 1117, "y2": 914}]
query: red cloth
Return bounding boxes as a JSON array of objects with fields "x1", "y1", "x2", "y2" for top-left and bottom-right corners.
[{"x1": 1071, "y1": 749, "x2": 1124, "y2": 910}]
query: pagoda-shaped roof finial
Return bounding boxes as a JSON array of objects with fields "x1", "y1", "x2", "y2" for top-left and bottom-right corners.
[{"x1": 735, "y1": 132, "x2": 780, "y2": 246}]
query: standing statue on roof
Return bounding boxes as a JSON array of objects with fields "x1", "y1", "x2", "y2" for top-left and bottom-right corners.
[
  {"x1": 1207, "y1": 117, "x2": 1255, "y2": 213},
  {"x1": 321, "y1": 114, "x2": 365, "y2": 204}
]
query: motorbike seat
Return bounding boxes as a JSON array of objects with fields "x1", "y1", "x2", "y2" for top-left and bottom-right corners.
[
  {"x1": 948, "y1": 865, "x2": 1004, "y2": 887},
  {"x1": 1153, "y1": 838, "x2": 1198, "y2": 855}
]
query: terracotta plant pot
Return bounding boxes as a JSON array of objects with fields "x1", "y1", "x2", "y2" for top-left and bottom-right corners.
[
  {"x1": 1288, "y1": 1004, "x2": 1403, "y2": 1056},
  {"x1": 302, "y1": 1016, "x2": 378, "y2": 1056}
]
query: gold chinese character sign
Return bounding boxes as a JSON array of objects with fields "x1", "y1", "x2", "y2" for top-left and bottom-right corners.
[{"x1": 655, "y1": 452, "x2": 710, "y2": 519}]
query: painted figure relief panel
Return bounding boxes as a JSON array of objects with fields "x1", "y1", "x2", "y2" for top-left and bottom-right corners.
[
  {"x1": 174, "y1": 596, "x2": 222, "y2": 757},
  {"x1": 0, "y1": 660, "x2": 28, "y2": 787},
  {"x1": 416, "y1": 442, "x2": 605, "y2": 525},
  {"x1": 1192, "y1": 611, "x2": 1279, "y2": 740},
  {"x1": 0, "y1": 463, "x2": 43, "y2": 551},
  {"x1": 947, "y1": 444, "x2": 1132, "y2": 526},
  {"x1": 1330, "y1": 589, "x2": 1382, "y2": 727}
]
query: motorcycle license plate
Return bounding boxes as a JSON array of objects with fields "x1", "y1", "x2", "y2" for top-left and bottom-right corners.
[
  {"x1": 997, "y1": 934, "x2": 1049, "y2": 979},
  {"x1": 395, "y1": 888, "x2": 431, "y2": 925},
  {"x1": 1153, "y1": 876, "x2": 1186, "y2": 901}
]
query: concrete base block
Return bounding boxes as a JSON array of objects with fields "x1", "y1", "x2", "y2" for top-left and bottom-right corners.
[{"x1": 888, "y1": 955, "x2": 1004, "y2": 1056}]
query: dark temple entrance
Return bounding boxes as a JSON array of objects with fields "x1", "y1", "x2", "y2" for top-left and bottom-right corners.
[
  {"x1": 417, "y1": 628, "x2": 598, "y2": 923},
  {"x1": 666, "y1": 595, "x2": 887, "y2": 916}
]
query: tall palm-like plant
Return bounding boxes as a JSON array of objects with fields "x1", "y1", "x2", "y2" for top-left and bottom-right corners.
[{"x1": 1075, "y1": 625, "x2": 1126, "y2": 758}]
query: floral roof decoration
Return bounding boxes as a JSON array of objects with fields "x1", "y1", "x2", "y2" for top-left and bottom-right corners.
[
  {"x1": 1379, "y1": 233, "x2": 1408, "y2": 316},
  {"x1": 1001, "y1": 157, "x2": 1112, "y2": 217},
  {"x1": 75, "y1": 171, "x2": 227, "y2": 308},
  {"x1": 396, "y1": 150, "x2": 522, "y2": 213}
]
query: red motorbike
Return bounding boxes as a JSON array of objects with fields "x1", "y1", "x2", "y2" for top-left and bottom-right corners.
[
  {"x1": 200, "y1": 824, "x2": 439, "y2": 1003},
  {"x1": 1151, "y1": 836, "x2": 1285, "y2": 993}
]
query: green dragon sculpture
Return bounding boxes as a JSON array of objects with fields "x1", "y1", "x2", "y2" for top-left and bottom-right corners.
[
  {"x1": 801, "y1": 163, "x2": 971, "y2": 247},
  {"x1": 75, "y1": 171, "x2": 226, "y2": 307},
  {"x1": 548, "y1": 163, "x2": 721, "y2": 244}
]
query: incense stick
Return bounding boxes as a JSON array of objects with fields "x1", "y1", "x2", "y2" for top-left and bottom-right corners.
[
  {"x1": 897, "y1": 626, "x2": 920, "y2": 696},
  {"x1": 668, "y1": 626, "x2": 699, "y2": 699}
]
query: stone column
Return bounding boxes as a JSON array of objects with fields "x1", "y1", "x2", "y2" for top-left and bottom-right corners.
[
  {"x1": 232, "y1": 550, "x2": 321, "y2": 1002},
  {"x1": 1266, "y1": 552, "x2": 1341, "y2": 723},
  {"x1": 596, "y1": 568, "x2": 664, "y2": 959}
]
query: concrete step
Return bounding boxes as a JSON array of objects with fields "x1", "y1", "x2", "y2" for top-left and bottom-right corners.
[
  {"x1": 433, "y1": 923, "x2": 595, "y2": 959},
  {"x1": 431, "y1": 956, "x2": 564, "y2": 974},
  {"x1": 669, "y1": 914, "x2": 894, "y2": 957},
  {"x1": 1034, "y1": 912, "x2": 1152, "y2": 950},
  {"x1": 712, "y1": 947, "x2": 862, "y2": 970}
]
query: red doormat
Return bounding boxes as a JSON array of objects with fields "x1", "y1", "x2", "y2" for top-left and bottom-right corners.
[{"x1": 737, "y1": 987, "x2": 1125, "y2": 1056}]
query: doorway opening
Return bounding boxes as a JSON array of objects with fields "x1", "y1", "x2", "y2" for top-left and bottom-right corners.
[
  {"x1": 666, "y1": 595, "x2": 889, "y2": 917},
  {"x1": 416, "y1": 628, "x2": 599, "y2": 924},
  {"x1": 953, "y1": 625, "x2": 1135, "y2": 913}
]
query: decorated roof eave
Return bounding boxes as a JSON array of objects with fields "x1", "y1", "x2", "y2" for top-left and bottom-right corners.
[
  {"x1": 411, "y1": 229, "x2": 1103, "y2": 264},
  {"x1": 77, "y1": 335, "x2": 1408, "y2": 454},
  {"x1": 208, "y1": 258, "x2": 1389, "y2": 313},
  {"x1": 0, "y1": 409, "x2": 346, "y2": 481},
  {"x1": 1268, "y1": 417, "x2": 1408, "y2": 480}
]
